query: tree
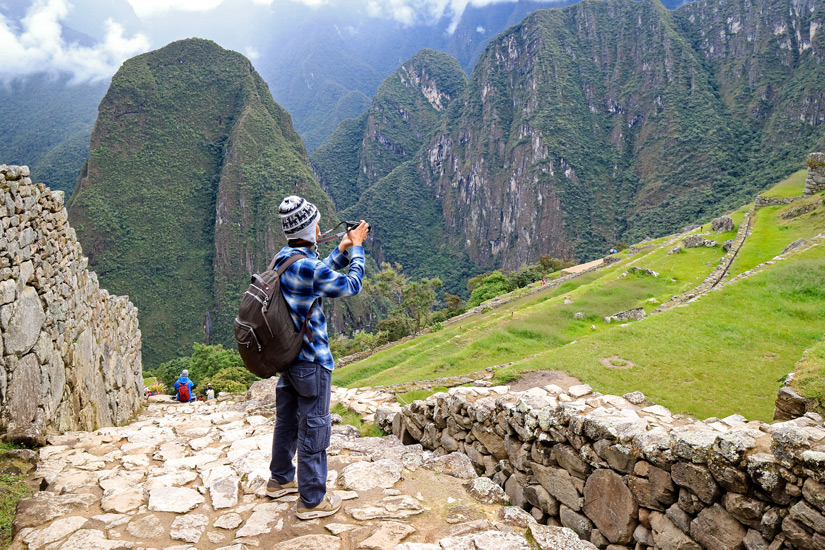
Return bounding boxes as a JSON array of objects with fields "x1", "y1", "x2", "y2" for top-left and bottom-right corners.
[
  {"x1": 444, "y1": 293, "x2": 463, "y2": 314},
  {"x1": 468, "y1": 271, "x2": 513, "y2": 307},
  {"x1": 367, "y1": 263, "x2": 442, "y2": 335}
]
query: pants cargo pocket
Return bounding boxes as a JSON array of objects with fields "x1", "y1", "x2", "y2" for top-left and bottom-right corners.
[{"x1": 300, "y1": 414, "x2": 331, "y2": 454}]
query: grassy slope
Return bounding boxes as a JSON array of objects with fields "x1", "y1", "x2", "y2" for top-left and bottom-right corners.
[
  {"x1": 334, "y1": 179, "x2": 825, "y2": 422},
  {"x1": 761, "y1": 170, "x2": 807, "y2": 198}
]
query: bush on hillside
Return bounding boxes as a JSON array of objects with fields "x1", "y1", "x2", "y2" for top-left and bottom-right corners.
[
  {"x1": 375, "y1": 316, "x2": 411, "y2": 342},
  {"x1": 468, "y1": 271, "x2": 514, "y2": 307},
  {"x1": 201, "y1": 366, "x2": 258, "y2": 395}
]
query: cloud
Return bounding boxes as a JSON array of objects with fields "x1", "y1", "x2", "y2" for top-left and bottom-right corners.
[
  {"x1": 363, "y1": 0, "x2": 533, "y2": 33},
  {"x1": 476, "y1": 25, "x2": 485, "y2": 33},
  {"x1": 126, "y1": 0, "x2": 225, "y2": 18},
  {"x1": 244, "y1": 45, "x2": 260, "y2": 59},
  {"x1": 0, "y1": 0, "x2": 150, "y2": 83}
]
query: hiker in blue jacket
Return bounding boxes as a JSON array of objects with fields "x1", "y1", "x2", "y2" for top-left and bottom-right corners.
[{"x1": 173, "y1": 370, "x2": 196, "y2": 402}]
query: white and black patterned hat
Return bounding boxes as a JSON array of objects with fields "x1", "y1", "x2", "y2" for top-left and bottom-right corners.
[{"x1": 279, "y1": 195, "x2": 320, "y2": 242}]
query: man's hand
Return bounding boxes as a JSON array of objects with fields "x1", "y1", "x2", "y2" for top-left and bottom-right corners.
[{"x1": 339, "y1": 220, "x2": 369, "y2": 252}]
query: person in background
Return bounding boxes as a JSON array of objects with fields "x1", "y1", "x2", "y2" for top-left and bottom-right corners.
[
  {"x1": 173, "y1": 370, "x2": 196, "y2": 402},
  {"x1": 206, "y1": 383, "x2": 215, "y2": 401}
]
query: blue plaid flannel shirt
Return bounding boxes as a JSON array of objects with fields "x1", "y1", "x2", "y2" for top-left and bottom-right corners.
[{"x1": 273, "y1": 245, "x2": 365, "y2": 371}]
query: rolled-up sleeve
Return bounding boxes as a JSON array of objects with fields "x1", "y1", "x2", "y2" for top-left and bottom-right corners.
[
  {"x1": 313, "y1": 246, "x2": 365, "y2": 298},
  {"x1": 324, "y1": 247, "x2": 350, "y2": 271}
]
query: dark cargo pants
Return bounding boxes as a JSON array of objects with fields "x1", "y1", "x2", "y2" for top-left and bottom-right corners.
[{"x1": 270, "y1": 361, "x2": 331, "y2": 508}]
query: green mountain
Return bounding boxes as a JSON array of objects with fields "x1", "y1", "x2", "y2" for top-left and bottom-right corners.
[
  {"x1": 0, "y1": 75, "x2": 107, "y2": 195},
  {"x1": 313, "y1": 0, "x2": 825, "y2": 289},
  {"x1": 68, "y1": 38, "x2": 338, "y2": 368},
  {"x1": 311, "y1": 49, "x2": 478, "y2": 292}
]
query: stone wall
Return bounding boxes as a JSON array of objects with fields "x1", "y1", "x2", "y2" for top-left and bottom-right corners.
[
  {"x1": 805, "y1": 153, "x2": 825, "y2": 196},
  {"x1": 390, "y1": 384, "x2": 825, "y2": 550},
  {"x1": 0, "y1": 165, "x2": 142, "y2": 445},
  {"x1": 755, "y1": 195, "x2": 801, "y2": 208}
]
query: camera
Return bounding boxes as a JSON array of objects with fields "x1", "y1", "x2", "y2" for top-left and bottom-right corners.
[{"x1": 346, "y1": 220, "x2": 371, "y2": 233}]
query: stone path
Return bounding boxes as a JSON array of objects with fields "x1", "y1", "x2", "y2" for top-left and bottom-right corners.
[{"x1": 10, "y1": 390, "x2": 595, "y2": 550}]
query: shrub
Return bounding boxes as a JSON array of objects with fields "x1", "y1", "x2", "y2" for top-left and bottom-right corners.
[
  {"x1": 148, "y1": 382, "x2": 166, "y2": 394},
  {"x1": 468, "y1": 271, "x2": 513, "y2": 307},
  {"x1": 201, "y1": 366, "x2": 258, "y2": 394},
  {"x1": 376, "y1": 316, "x2": 411, "y2": 342}
]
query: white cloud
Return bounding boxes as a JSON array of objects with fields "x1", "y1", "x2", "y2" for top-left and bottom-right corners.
[
  {"x1": 0, "y1": 0, "x2": 150, "y2": 83},
  {"x1": 363, "y1": 0, "x2": 531, "y2": 33},
  {"x1": 244, "y1": 45, "x2": 260, "y2": 59},
  {"x1": 476, "y1": 25, "x2": 485, "y2": 33},
  {"x1": 126, "y1": 0, "x2": 225, "y2": 19}
]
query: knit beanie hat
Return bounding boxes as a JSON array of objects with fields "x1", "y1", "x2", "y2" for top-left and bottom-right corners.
[
  {"x1": 279, "y1": 196, "x2": 320, "y2": 243},
  {"x1": 181, "y1": 370, "x2": 188, "y2": 378}
]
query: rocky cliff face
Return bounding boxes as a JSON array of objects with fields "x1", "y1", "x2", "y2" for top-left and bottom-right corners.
[
  {"x1": 68, "y1": 39, "x2": 337, "y2": 368},
  {"x1": 0, "y1": 165, "x2": 142, "y2": 445},
  {"x1": 312, "y1": 49, "x2": 481, "y2": 291},
  {"x1": 315, "y1": 0, "x2": 825, "y2": 284},
  {"x1": 313, "y1": 49, "x2": 468, "y2": 212}
]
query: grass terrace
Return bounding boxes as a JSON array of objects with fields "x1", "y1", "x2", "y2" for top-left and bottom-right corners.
[{"x1": 333, "y1": 176, "x2": 825, "y2": 423}]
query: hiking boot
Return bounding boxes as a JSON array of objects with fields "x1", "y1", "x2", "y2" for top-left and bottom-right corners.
[
  {"x1": 295, "y1": 493, "x2": 342, "y2": 520},
  {"x1": 266, "y1": 478, "x2": 299, "y2": 499}
]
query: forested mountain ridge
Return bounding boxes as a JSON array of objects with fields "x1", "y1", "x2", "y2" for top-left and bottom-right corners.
[
  {"x1": 314, "y1": 0, "x2": 825, "y2": 285},
  {"x1": 67, "y1": 38, "x2": 339, "y2": 368},
  {"x1": 313, "y1": 49, "x2": 467, "y2": 212},
  {"x1": 311, "y1": 50, "x2": 478, "y2": 293}
]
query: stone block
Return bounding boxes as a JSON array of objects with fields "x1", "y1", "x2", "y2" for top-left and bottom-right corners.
[
  {"x1": 690, "y1": 504, "x2": 747, "y2": 550},
  {"x1": 649, "y1": 511, "x2": 701, "y2": 550},
  {"x1": 554, "y1": 444, "x2": 591, "y2": 479},
  {"x1": 534, "y1": 463, "x2": 583, "y2": 511},
  {"x1": 708, "y1": 460, "x2": 749, "y2": 493},
  {"x1": 790, "y1": 499, "x2": 825, "y2": 534},
  {"x1": 561, "y1": 504, "x2": 594, "y2": 540},
  {"x1": 743, "y1": 529, "x2": 769, "y2": 550},
  {"x1": 671, "y1": 462, "x2": 721, "y2": 504},
  {"x1": 722, "y1": 493, "x2": 766, "y2": 529},
  {"x1": 0, "y1": 279, "x2": 14, "y2": 305},
  {"x1": 804, "y1": 478, "x2": 825, "y2": 513},
  {"x1": 524, "y1": 484, "x2": 559, "y2": 516},
  {"x1": 3, "y1": 286, "x2": 45, "y2": 355},
  {"x1": 781, "y1": 516, "x2": 816, "y2": 550},
  {"x1": 505, "y1": 473, "x2": 527, "y2": 509},
  {"x1": 583, "y1": 469, "x2": 638, "y2": 545}
]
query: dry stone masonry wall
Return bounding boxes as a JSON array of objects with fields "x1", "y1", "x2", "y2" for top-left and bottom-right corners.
[
  {"x1": 805, "y1": 153, "x2": 825, "y2": 196},
  {"x1": 389, "y1": 384, "x2": 825, "y2": 550},
  {"x1": 0, "y1": 165, "x2": 142, "y2": 445}
]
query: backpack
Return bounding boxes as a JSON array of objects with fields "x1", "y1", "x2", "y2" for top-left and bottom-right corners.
[
  {"x1": 178, "y1": 382, "x2": 190, "y2": 402},
  {"x1": 234, "y1": 252, "x2": 319, "y2": 378}
]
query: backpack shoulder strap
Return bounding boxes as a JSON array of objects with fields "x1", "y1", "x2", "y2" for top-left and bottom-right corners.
[
  {"x1": 268, "y1": 250, "x2": 306, "y2": 273},
  {"x1": 268, "y1": 251, "x2": 320, "y2": 344}
]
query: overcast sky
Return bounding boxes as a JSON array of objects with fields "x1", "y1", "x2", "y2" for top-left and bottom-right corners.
[{"x1": 0, "y1": 0, "x2": 541, "y2": 83}]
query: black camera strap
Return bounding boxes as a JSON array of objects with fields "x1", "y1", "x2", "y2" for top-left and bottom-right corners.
[
  {"x1": 317, "y1": 221, "x2": 350, "y2": 244},
  {"x1": 317, "y1": 221, "x2": 368, "y2": 244}
]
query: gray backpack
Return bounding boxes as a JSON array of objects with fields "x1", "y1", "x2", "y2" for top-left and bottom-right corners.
[{"x1": 234, "y1": 252, "x2": 318, "y2": 378}]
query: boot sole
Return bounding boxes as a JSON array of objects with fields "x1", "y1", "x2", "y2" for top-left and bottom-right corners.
[
  {"x1": 267, "y1": 487, "x2": 299, "y2": 498},
  {"x1": 295, "y1": 506, "x2": 341, "y2": 520}
]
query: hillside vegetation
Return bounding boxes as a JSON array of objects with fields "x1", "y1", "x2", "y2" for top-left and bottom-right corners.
[
  {"x1": 314, "y1": 0, "x2": 825, "y2": 293},
  {"x1": 67, "y1": 39, "x2": 340, "y2": 369},
  {"x1": 333, "y1": 174, "x2": 825, "y2": 422}
]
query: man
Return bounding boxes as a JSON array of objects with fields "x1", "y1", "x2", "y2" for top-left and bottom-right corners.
[
  {"x1": 267, "y1": 195, "x2": 368, "y2": 520},
  {"x1": 173, "y1": 370, "x2": 196, "y2": 402}
]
